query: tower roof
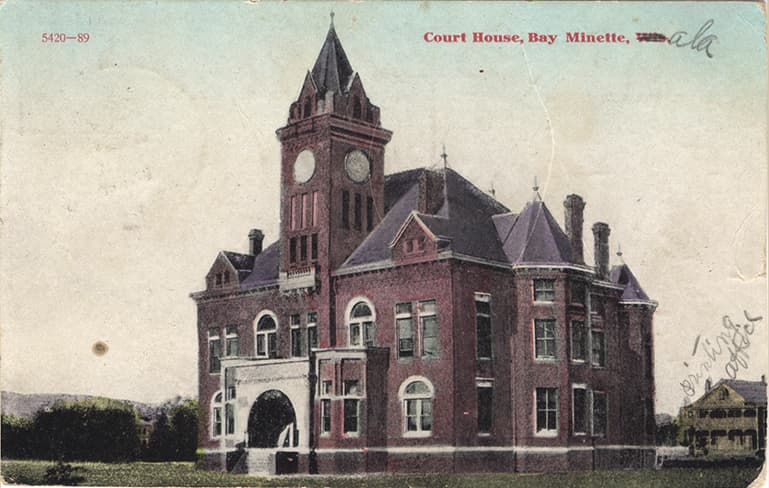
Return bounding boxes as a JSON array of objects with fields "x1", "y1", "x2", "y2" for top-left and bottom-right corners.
[
  {"x1": 311, "y1": 22, "x2": 354, "y2": 96},
  {"x1": 610, "y1": 262, "x2": 650, "y2": 300}
]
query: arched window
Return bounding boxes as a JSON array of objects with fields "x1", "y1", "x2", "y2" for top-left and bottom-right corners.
[
  {"x1": 347, "y1": 299, "x2": 375, "y2": 347},
  {"x1": 399, "y1": 377, "x2": 434, "y2": 436},
  {"x1": 211, "y1": 391, "x2": 223, "y2": 438},
  {"x1": 255, "y1": 312, "x2": 278, "y2": 358}
]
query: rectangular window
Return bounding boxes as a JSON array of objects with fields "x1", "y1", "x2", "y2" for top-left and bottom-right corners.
[
  {"x1": 645, "y1": 337, "x2": 653, "y2": 379},
  {"x1": 321, "y1": 399, "x2": 331, "y2": 434},
  {"x1": 302, "y1": 193, "x2": 309, "y2": 229},
  {"x1": 366, "y1": 196, "x2": 374, "y2": 231},
  {"x1": 570, "y1": 321, "x2": 586, "y2": 362},
  {"x1": 312, "y1": 191, "x2": 319, "y2": 227},
  {"x1": 307, "y1": 311, "x2": 318, "y2": 352},
  {"x1": 590, "y1": 294, "x2": 602, "y2": 315},
  {"x1": 342, "y1": 190, "x2": 350, "y2": 229},
  {"x1": 225, "y1": 326, "x2": 239, "y2": 357},
  {"x1": 533, "y1": 279, "x2": 555, "y2": 302},
  {"x1": 225, "y1": 403, "x2": 235, "y2": 435},
  {"x1": 290, "y1": 314, "x2": 302, "y2": 357},
  {"x1": 300, "y1": 235, "x2": 307, "y2": 261},
  {"x1": 405, "y1": 398, "x2": 433, "y2": 433},
  {"x1": 591, "y1": 330, "x2": 606, "y2": 367},
  {"x1": 534, "y1": 319, "x2": 556, "y2": 359},
  {"x1": 536, "y1": 387, "x2": 558, "y2": 434},
  {"x1": 321, "y1": 380, "x2": 332, "y2": 396},
  {"x1": 571, "y1": 280, "x2": 585, "y2": 305},
  {"x1": 311, "y1": 233, "x2": 318, "y2": 260},
  {"x1": 343, "y1": 380, "x2": 361, "y2": 396},
  {"x1": 477, "y1": 383, "x2": 493, "y2": 434},
  {"x1": 343, "y1": 399, "x2": 359, "y2": 434},
  {"x1": 475, "y1": 294, "x2": 492, "y2": 359},
  {"x1": 349, "y1": 323, "x2": 361, "y2": 347},
  {"x1": 396, "y1": 302, "x2": 414, "y2": 359},
  {"x1": 354, "y1": 193, "x2": 362, "y2": 230},
  {"x1": 208, "y1": 328, "x2": 221, "y2": 374},
  {"x1": 592, "y1": 391, "x2": 607, "y2": 436},
  {"x1": 289, "y1": 237, "x2": 297, "y2": 263},
  {"x1": 215, "y1": 273, "x2": 222, "y2": 286},
  {"x1": 223, "y1": 271, "x2": 230, "y2": 284},
  {"x1": 290, "y1": 195, "x2": 297, "y2": 231},
  {"x1": 573, "y1": 387, "x2": 587, "y2": 434},
  {"x1": 212, "y1": 407, "x2": 222, "y2": 437},
  {"x1": 420, "y1": 300, "x2": 439, "y2": 358}
]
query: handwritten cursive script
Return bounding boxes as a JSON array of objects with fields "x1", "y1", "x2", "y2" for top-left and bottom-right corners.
[
  {"x1": 680, "y1": 310, "x2": 762, "y2": 398},
  {"x1": 668, "y1": 19, "x2": 718, "y2": 58}
]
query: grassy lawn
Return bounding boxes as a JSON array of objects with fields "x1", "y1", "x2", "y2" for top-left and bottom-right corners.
[{"x1": 0, "y1": 460, "x2": 763, "y2": 487}]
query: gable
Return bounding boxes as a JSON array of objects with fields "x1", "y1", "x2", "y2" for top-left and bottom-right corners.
[
  {"x1": 390, "y1": 213, "x2": 439, "y2": 262},
  {"x1": 691, "y1": 384, "x2": 747, "y2": 408},
  {"x1": 205, "y1": 253, "x2": 239, "y2": 291}
]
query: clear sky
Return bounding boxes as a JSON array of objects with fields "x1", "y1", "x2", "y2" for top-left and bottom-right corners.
[{"x1": 1, "y1": 1, "x2": 766, "y2": 416}]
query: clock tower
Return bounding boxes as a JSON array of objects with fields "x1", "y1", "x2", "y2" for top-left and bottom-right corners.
[{"x1": 276, "y1": 18, "x2": 392, "y2": 277}]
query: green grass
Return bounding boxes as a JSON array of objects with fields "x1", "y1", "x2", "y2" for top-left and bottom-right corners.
[{"x1": 0, "y1": 460, "x2": 763, "y2": 487}]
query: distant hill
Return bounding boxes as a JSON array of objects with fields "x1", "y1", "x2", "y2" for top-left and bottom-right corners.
[{"x1": 1, "y1": 391, "x2": 187, "y2": 420}]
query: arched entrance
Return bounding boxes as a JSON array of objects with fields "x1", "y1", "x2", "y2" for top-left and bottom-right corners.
[{"x1": 248, "y1": 390, "x2": 297, "y2": 448}]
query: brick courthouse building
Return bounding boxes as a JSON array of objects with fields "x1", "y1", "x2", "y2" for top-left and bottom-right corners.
[{"x1": 191, "y1": 20, "x2": 658, "y2": 475}]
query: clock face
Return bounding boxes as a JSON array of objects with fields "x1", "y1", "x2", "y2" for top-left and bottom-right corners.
[
  {"x1": 345, "y1": 149, "x2": 371, "y2": 183},
  {"x1": 294, "y1": 150, "x2": 315, "y2": 184}
]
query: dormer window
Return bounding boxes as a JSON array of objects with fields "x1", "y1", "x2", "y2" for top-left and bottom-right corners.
[
  {"x1": 303, "y1": 100, "x2": 311, "y2": 118},
  {"x1": 215, "y1": 273, "x2": 223, "y2": 287},
  {"x1": 353, "y1": 97, "x2": 362, "y2": 119},
  {"x1": 223, "y1": 271, "x2": 230, "y2": 284}
]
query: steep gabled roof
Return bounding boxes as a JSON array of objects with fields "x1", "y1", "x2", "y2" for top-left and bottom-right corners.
[
  {"x1": 497, "y1": 200, "x2": 573, "y2": 265},
  {"x1": 222, "y1": 251, "x2": 255, "y2": 271},
  {"x1": 610, "y1": 263, "x2": 650, "y2": 300},
  {"x1": 342, "y1": 168, "x2": 511, "y2": 269},
  {"x1": 240, "y1": 241, "x2": 280, "y2": 290},
  {"x1": 722, "y1": 379, "x2": 767, "y2": 405},
  {"x1": 311, "y1": 25, "x2": 354, "y2": 96}
]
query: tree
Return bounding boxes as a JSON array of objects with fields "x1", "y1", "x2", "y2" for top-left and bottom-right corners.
[
  {"x1": 1, "y1": 415, "x2": 34, "y2": 459},
  {"x1": 170, "y1": 400, "x2": 199, "y2": 461}
]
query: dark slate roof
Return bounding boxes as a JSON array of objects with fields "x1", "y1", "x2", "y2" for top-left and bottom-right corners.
[
  {"x1": 497, "y1": 200, "x2": 573, "y2": 265},
  {"x1": 240, "y1": 241, "x2": 280, "y2": 290},
  {"x1": 311, "y1": 25, "x2": 354, "y2": 96},
  {"x1": 344, "y1": 176, "x2": 420, "y2": 266},
  {"x1": 610, "y1": 263, "x2": 650, "y2": 300},
  {"x1": 222, "y1": 251, "x2": 255, "y2": 271},
  {"x1": 343, "y1": 168, "x2": 511, "y2": 268},
  {"x1": 723, "y1": 379, "x2": 767, "y2": 405}
]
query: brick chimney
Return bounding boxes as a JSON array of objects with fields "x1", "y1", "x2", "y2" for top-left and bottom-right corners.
[
  {"x1": 564, "y1": 194, "x2": 585, "y2": 265},
  {"x1": 592, "y1": 222, "x2": 610, "y2": 279},
  {"x1": 249, "y1": 229, "x2": 264, "y2": 256},
  {"x1": 418, "y1": 170, "x2": 445, "y2": 214}
]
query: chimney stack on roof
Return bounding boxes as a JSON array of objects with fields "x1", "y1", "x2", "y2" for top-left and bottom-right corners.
[
  {"x1": 249, "y1": 229, "x2": 264, "y2": 256},
  {"x1": 418, "y1": 170, "x2": 445, "y2": 215},
  {"x1": 564, "y1": 194, "x2": 586, "y2": 265},
  {"x1": 592, "y1": 222, "x2": 611, "y2": 279}
]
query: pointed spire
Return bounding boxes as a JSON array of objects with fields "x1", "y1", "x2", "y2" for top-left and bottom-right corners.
[
  {"x1": 440, "y1": 144, "x2": 449, "y2": 169},
  {"x1": 617, "y1": 243, "x2": 625, "y2": 262},
  {"x1": 311, "y1": 16, "x2": 354, "y2": 96},
  {"x1": 532, "y1": 176, "x2": 542, "y2": 201}
]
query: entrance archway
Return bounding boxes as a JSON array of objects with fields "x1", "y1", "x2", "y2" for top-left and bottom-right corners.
[{"x1": 248, "y1": 390, "x2": 297, "y2": 448}]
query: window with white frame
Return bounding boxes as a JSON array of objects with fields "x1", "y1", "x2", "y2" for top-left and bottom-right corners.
[
  {"x1": 591, "y1": 330, "x2": 606, "y2": 367},
  {"x1": 420, "y1": 300, "x2": 439, "y2": 358},
  {"x1": 225, "y1": 403, "x2": 235, "y2": 435},
  {"x1": 535, "y1": 387, "x2": 558, "y2": 434},
  {"x1": 255, "y1": 313, "x2": 278, "y2": 358},
  {"x1": 475, "y1": 294, "x2": 492, "y2": 359},
  {"x1": 319, "y1": 379, "x2": 332, "y2": 435},
  {"x1": 343, "y1": 380, "x2": 362, "y2": 435},
  {"x1": 211, "y1": 391, "x2": 222, "y2": 438},
  {"x1": 348, "y1": 301, "x2": 375, "y2": 348},
  {"x1": 290, "y1": 314, "x2": 302, "y2": 357},
  {"x1": 396, "y1": 302, "x2": 414, "y2": 359},
  {"x1": 307, "y1": 311, "x2": 318, "y2": 352},
  {"x1": 572, "y1": 385, "x2": 607, "y2": 436},
  {"x1": 225, "y1": 326, "x2": 239, "y2": 357},
  {"x1": 208, "y1": 328, "x2": 222, "y2": 374},
  {"x1": 533, "y1": 279, "x2": 555, "y2": 302},
  {"x1": 477, "y1": 380, "x2": 493, "y2": 434},
  {"x1": 570, "y1": 321, "x2": 587, "y2": 362},
  {"x1": 534, "y1": 319, "x2": 557, "y2": 359},
  {"x1": 400, "y1": 378, "x2": 433, "y2": 436}
]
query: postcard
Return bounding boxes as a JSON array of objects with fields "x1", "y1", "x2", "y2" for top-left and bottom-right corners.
[{"x1": 0, "y1": 1, "x2": 766, "y2": 486}]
